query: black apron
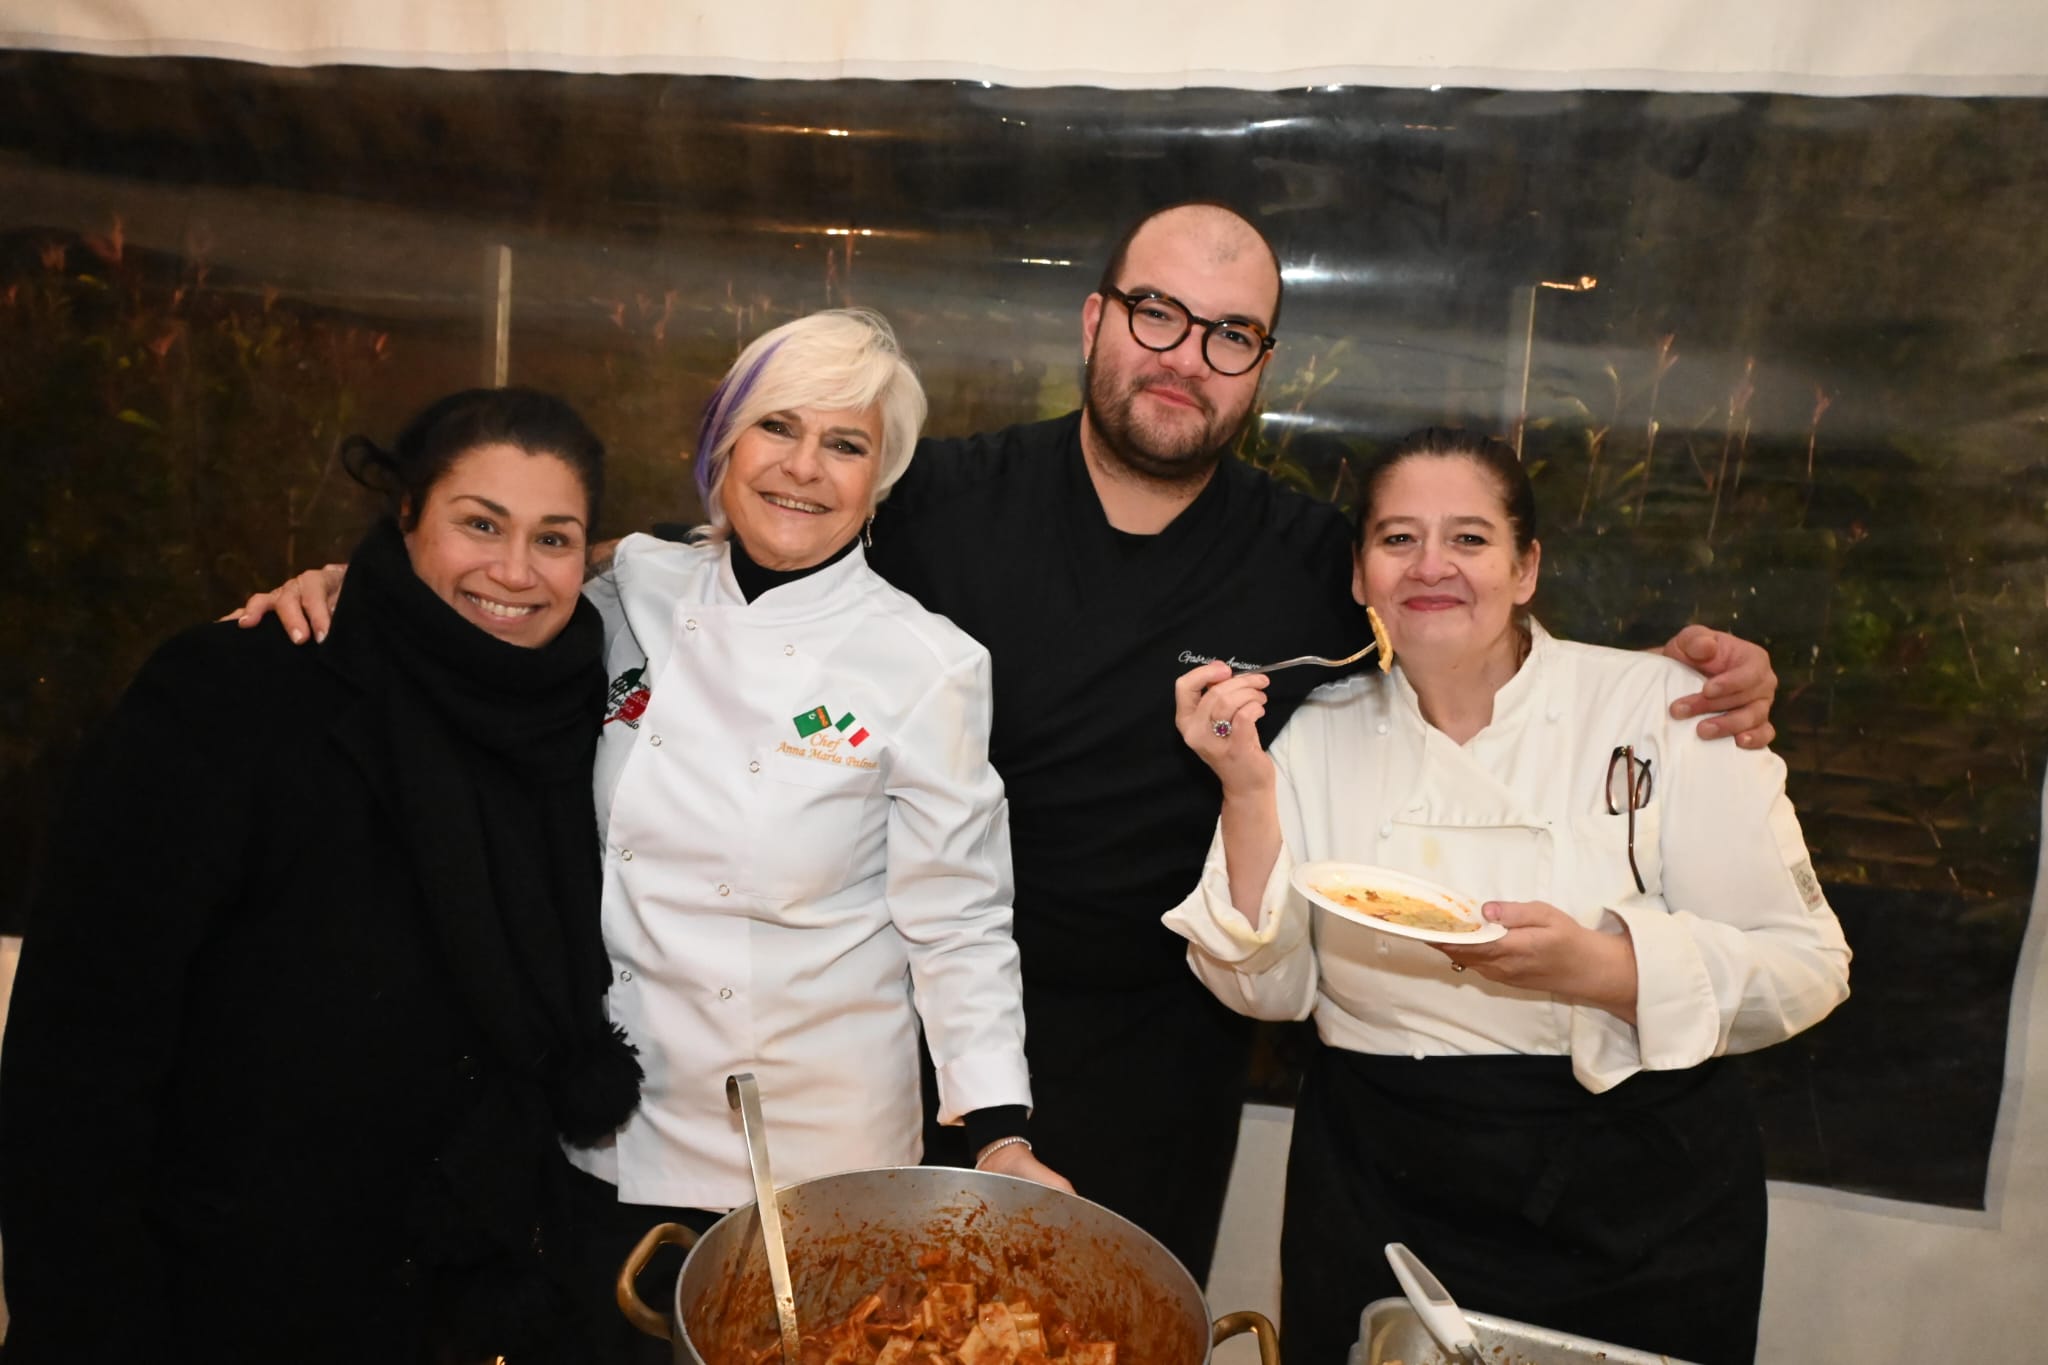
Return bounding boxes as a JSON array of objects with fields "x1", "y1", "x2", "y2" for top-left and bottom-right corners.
[{"x1": 1280, "y1": 1043, "x2": 1766, "y2": 1365}]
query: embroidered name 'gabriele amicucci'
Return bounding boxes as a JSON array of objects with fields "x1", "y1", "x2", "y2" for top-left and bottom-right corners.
[{"x1": 1177, "y1": 650, "x2": 1262, "y2": 671}]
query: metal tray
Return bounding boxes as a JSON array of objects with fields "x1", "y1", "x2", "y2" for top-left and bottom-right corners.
[{"x1": 1349, "y1": 1297, "x2": 1695, "y2": 1365}]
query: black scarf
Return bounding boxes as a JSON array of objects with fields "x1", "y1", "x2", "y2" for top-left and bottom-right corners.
[{"x1": 325, "y1": 520, "x2": 641, "y2": 1146}]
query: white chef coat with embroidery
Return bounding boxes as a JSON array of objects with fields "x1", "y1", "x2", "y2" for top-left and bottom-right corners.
[
  {"x1": 572, "y1": 534, "x2": 1031, "y2": 1209},
  {"x1": 1163, "y1": 622, "x2": 1850, "y2": 1093}
]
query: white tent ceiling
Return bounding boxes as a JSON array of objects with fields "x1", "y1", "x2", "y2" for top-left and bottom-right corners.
[{"x1": 2, "y1": 0, "x2": 2044, "y2": 95}]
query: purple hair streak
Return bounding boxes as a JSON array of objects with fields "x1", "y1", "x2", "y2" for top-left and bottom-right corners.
[{"x1": 693, "y1": 337, "x2": 785, "y2": 503}]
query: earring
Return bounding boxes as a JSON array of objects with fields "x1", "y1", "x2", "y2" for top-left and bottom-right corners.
[{"x1": 861, "y1": 515, "x2": 875, "y2": 549}]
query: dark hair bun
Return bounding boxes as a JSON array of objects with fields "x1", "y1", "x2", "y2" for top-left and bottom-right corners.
[
  {"x1": 334, "y1": 387, "x2": 607, "y2": 534},
  {"x1": 340, "y1": 435, "x2": 403, "y2": 498}
]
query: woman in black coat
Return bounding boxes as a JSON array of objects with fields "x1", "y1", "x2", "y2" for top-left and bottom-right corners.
[{"x1": 0, "y1": 388, "x2": 641, "y2": 1364}]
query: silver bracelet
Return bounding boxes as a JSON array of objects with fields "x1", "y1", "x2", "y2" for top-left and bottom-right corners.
[{"x1": 974, "y1": 1134, "x2": 1033, "y2": 1167}]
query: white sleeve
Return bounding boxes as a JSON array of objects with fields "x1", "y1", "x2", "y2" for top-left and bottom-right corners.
[
  {"x1": 882, "y1": 648, "x2": 1032, "y2": 1124},
  {"x1": 1576, "y1": 719, "x2": 1852, "y2": 1083},
  {"x1": 1160, "y1": 746, "x2": 1321, "y2": 1023}
]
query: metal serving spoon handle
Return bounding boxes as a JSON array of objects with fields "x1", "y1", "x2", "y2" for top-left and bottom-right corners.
[{"x1": 727, "y1": 1073, "x2": 802, "y2": 1365}]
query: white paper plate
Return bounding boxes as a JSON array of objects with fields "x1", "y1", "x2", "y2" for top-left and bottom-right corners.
[{"x1": 1291, "y1": 861, "x2": 1505, "y2": 943}]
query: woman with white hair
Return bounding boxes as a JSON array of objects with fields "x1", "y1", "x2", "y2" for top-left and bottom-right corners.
[{"x1": 576, "y1": 308, "x2": 1062, "y2": 1208}]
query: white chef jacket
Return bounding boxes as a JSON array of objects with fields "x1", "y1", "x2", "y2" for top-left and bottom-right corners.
[
  {"x1": 1163, "y1": 622, "x2": 1850, "y2": 1094},
  {"x1": 572, "y1": 534, "x2": 1032, "y2": 1209}
]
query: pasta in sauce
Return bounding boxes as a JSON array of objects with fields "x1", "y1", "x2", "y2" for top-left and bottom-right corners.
[
  {"x1": 739, "y1": 1271, "x2": 1117, "y2": 1365},
  {"x1": 1311, "y1": 885, "x2": 1473, "y2": 934}
]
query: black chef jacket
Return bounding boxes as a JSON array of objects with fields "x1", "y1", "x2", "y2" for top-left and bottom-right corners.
[
  {"x1": 871, "y1": 413, "x2": 1364, "y2": 1279},
  {"x1": 870, "y1": 412, "x2": 1364, "y2": 989}
]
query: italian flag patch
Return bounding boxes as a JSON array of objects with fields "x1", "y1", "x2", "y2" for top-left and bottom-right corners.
[{"x1": 793, "y1": 703, "x2": 869, "y2": 746}]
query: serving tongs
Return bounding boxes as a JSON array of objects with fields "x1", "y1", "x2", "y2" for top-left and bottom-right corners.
[
  {"x1": 1384, "y1": 1242, "x2": 1485, "y2": 1365},
  {"x1": 1233, "y1": 606, "x2": 1394, "y2": 676},
  {"x1": 728, "y1": 1072, "x2": 803, "y2": 1365}
]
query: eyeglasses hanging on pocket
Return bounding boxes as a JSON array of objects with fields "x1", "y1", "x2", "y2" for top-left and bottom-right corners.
[{"x1": 1605, "y1": 744, "x2": 1655, "y2": 894}]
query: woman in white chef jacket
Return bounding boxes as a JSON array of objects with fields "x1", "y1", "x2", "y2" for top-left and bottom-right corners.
[
  {"x1": 1168, "y1": 428, "x2": 1850, "y2": 1365},
  {"x1": 574, "y1": 312, "x2": 1068, "y2": 1242}
]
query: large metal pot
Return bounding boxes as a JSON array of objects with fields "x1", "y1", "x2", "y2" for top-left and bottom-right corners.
[{"x1": 618, "y1": 1166, "x2": 1278, "y2": 1365}]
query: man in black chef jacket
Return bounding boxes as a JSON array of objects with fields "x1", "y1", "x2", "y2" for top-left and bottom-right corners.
[
  {"x1": 869, "y1": 204, "x2": 1362, "y2": 1279},
  {"x1": 239, "y1": 202, "x2": 1779, "y2": 1283}
]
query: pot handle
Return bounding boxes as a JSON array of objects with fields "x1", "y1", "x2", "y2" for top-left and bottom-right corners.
[
  {"x1": 618, "y1": 1220, "x2": 701, "y2": 1341},
  {"x1": 1211, "y1": 1310, "x2": 1280, "y2": 1365}
]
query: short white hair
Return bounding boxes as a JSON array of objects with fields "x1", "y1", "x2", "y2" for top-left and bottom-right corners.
[{"x1": 692, "y1": 308, "x2": 928, "y2": 534}]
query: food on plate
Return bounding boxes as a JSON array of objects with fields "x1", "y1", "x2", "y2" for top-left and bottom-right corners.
[
  {"x1": 738, "y1": 1272, "x2": 1116, "y2": 1365},
  {"x1": 1366, "y1": 605, "x2": 1394, "y2": 673},
  {"x1": 1311, "y1": 884, "x2": 1472, "y2": 934}
]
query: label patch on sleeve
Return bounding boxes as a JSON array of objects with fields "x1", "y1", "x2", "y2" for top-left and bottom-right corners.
[
  {"x1": 1789, "y1": 860, "x2": 1827, "y2": 911},
  {"x1": 605, "y1": 666, "x2": 651, "y2": 728}
]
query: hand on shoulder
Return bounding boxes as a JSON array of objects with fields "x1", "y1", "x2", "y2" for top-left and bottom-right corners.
[
  {"x1": 1657, "y1": 624, "x2": 1777, "y2": 749},
  {"x1": 223, "y1": 564, "x2": 347, "y2": 644}
]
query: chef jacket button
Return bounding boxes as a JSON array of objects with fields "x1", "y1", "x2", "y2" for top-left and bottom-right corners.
[
  {"x1": 784, "y1": 644, "x2": 795, "y2": 656},
  {"x1": 649, "y1": 734, "x2": 663, "y2": 747},
  {"x1": 717, "y1": 883, "x2": 731, "y2": 897},
  {"x1": 1375, "y1": 722, "x2": 1389, "y2": 735},
  {"x1": 457, "y1": 1054, "x2": 479, "y2": 1082},
  {"x1": 719, "y1": 987, "x2": 734, "y2": 1000},
  {"x1": 1378, "y1": 822, "x2": 1393, "y2": 837},
  {"x1": 684, "y1": 619, "x2": 698, "y2": 631},
  {"x1": 619, "y1": 969, "x2": 633, "y2": 982},
  {"x1": 621, "y1": 848, "x2": 634, "y2": 861},
  {"x1": 394, "y1": 1256, "x2": 418, "y2": 1287},
  {"x1": 749, "y1": 761, "x2": 761, "y2": 774}
]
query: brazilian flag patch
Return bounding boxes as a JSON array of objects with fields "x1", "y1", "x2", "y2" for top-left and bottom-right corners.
[{"x1": 792, "y1": 705, "x2": 833, "y2": 737}]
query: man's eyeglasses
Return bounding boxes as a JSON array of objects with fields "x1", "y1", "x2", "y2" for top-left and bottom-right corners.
[
  {"x1": 1101, "y1": 285, "x2": 1276, "y2": 377},
  {"x1": 1605, "y1": 744, "x2": 1654, "y2": 894}
]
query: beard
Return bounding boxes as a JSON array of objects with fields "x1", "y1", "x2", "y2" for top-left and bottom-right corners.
[{"x1": 1083, "y1": 346, "x2": 1257, "y2": 488}]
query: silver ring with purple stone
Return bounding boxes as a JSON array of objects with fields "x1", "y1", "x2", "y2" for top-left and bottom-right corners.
[{"x1": 1212, "y1": 719, "x2": 1233, "y2": 739}]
